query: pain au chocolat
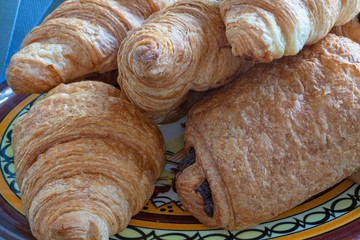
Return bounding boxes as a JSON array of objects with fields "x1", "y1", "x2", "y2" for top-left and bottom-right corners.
[{"x1": 176, "y1": 34, "x2": 360, "y2": 230}]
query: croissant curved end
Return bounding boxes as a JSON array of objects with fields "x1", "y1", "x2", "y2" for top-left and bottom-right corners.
[
  {"x1": 6, "y1": 59, "x2": 63, "y2": 95},
  {"x1": 48, "y1": 211, "x2": 109, "y2": 240},
  {"x1": 224, "y1": 7, "x2": 286, "y2": 62},
  {"x1": 133, "y1": 41, "x2": 163, "y2": 62}
]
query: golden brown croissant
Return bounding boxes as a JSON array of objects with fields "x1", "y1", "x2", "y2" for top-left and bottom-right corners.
[
  {"x1": 6, "y1": 0, "x2": 176, "y2": 95},
  {"x1": 176, "y1": 34, "x2": 360, "y2": 230},
  {"x1": 12, "y1": 81, "x2": 165, "y2": 239},
  {"x1": 219, "y1": 0, "x2": 360, "y2": 62},
  {"x1": 332, "y1": 13, "x2": 360, "y2": 44},
  {"x1": 117, "y1": 0, "x2": 251, "y2": 123}
]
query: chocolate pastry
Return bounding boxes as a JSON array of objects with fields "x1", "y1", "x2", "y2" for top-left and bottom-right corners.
[{"x1": 176, "y1": 34, "x2": 360, "y2": 230}]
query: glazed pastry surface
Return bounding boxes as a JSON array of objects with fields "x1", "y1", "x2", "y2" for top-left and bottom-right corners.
[
  {"x1": 118, "y1": 0, "x2": 251, "y2": 123},
  {"x1": 176, "y1": 34, "x2": 360, "y2": 230},
  {"x1": 219, "y1": 0, "x2": 360, "y2": 62},
  {"x1": 6, "y1": 0, "x2": 176, "y2": 94},
  {"x1": 12, "y1": 81, "x2": 165, "y2": 240}
]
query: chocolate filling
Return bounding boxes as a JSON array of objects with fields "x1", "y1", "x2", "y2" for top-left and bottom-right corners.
[
  {"x1": 358, "y1": 13, "x2": 360, "y2": 23},
  {"x1": 175, "y1": 148, "x2": 214, "y2": 217},
  {"x1": 196, "y1": 179, "x2": 214, "y2": 217}
]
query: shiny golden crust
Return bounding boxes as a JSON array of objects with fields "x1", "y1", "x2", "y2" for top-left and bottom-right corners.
[
  {"x1": 6, "y1": 0, "x2": 176, "y2": 95},
  {"x1": 118, "y1": 0, "x2": 251, "y2": 123},
  {"x1": 219, "y1": 0, "x2": 360, "y2": 62},
  {"x1": 176, "y1": 34, "x2": 360, "y2": 230},
  {"x1": 12, "y1": 81, "x2": 165, "y2": 239}
]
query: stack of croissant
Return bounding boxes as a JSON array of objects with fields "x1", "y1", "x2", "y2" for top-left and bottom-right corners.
[{"x1": 6, "y1": 0, "x2": 360, "y2": 239}]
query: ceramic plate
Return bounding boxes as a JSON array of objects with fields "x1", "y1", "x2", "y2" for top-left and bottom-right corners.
[{"x1": 0, "y1": 82, "x2": 360, "y2": 240}]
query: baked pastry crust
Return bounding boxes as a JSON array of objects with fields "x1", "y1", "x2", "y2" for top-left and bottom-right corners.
[
  {"x1": 332, "y1": 14, "x2": 360, "y2": 45},
  {"x1": 176, "y1": 34, "x2": 360, "y2": 230},
  {"x1": 331, "y1": 14, "x2": 360, "y2": 184},
  {"x1": 12, "y1": 81, "x2": 165, "y2": 239},
  {"x1": 118, "y1": 0, "x2": 251, "y2": 123},
  {"x1": 6, "y1": 0, "x2": 176, "y2": 94},
  {"x1": 219, "y1": 0, "x2": 360, "y2": 62}
]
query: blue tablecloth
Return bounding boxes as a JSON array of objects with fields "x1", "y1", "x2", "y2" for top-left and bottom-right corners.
[{"x1": 0, "y1": 0, "x2": 64, "y2": 84}]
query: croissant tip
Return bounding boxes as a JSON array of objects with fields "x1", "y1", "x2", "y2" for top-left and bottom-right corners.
[
  {"x1": 133, "y1": 43, "x2": 162, "y2": 62},
  {"x1": 48, "y1": 211, "x2": 109, "y2": 240}
]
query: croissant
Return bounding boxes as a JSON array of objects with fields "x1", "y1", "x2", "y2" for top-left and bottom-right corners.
[
  {"x1": 12, "y1": 81, "x2": 165, "y2": 239},
  {"x1": 332, "y1": 14, "x2": 360, "y2": 44},
  {"x1": 117, "y1": 0, "x2": 251, "y2": 123},
  {"x1": 175, "y1": 34, "x2": 360, "y2": 230},
  {"x1": 219, "y1": 0, "x2": 360, "y2": 62},
  {"x1": 6, "y1": 0, "x2": 176, "y2": 95}
]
